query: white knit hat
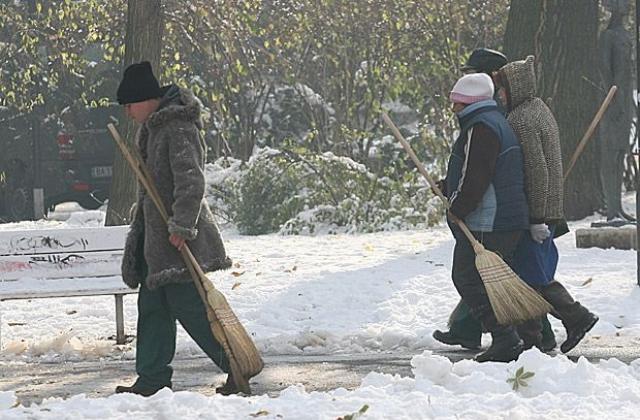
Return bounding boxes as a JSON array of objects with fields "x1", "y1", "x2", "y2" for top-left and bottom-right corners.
[{"x1": 449, "y1": 73, "x2": 494, "y2": 104}]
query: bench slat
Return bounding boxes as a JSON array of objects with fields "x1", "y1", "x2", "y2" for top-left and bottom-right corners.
[
  {"x1": 0, "y1": 226, "x2": 128, "y2": 256},
  {"x1": 1, "y1": 288, "x2": 137, "y2": 300},
  {"x1": 0, "y1": 275, "x2": 135, "y2": 298},
  {"x1": 1, "y1": 250, "x2": 123, "y2": 280}
]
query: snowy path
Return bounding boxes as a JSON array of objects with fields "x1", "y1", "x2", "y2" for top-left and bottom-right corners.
[{"x1": 3, "y1": 345, "x2": 640, "y2": 407}]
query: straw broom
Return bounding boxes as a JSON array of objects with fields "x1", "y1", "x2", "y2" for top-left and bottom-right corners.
[
  {"x1": 107, "y1": 124, "x2": 263, "y2": 394},
  {"x1": 381, "y1": 112, "x2": 552, "y2": 325}
]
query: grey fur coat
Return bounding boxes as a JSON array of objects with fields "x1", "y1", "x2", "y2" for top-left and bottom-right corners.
[
  {"x1": 499, "y1": 56, "x2": 564, "y2": 224},
  {"x1": 121, "y1": 86, "x2": 232, "y2": 290}
]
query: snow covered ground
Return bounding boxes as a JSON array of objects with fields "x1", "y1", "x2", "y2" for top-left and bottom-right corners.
[{"x1": 0, "y1": 195, "x2": 638, "y2": 418}]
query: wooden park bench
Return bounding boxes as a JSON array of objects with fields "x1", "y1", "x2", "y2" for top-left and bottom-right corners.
[{"x1": 0, "y1": 225, "x2": 135, "y2": 347}]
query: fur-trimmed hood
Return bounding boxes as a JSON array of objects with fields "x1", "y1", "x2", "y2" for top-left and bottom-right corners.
[
  {"x1": 147, "y1": 85, "x2": 204, "y2": 130},
  {"x1": 499, "y1": 55, "x2": 536, "y2": 110}
]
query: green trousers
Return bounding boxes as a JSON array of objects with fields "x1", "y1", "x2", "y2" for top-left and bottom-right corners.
[
  {"x1": 135, "y1": 280, "x2": 230, "y2": 389},
  {"x1": 448, "y1": 300, "x2": 555, "y2": 345}
]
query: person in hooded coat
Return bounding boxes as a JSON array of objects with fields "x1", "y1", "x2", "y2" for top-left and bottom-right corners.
[
  {"x1": 494, "y1": 56, "x2": 599, "y2": 353},
  {"x1": 114, "y1": 61, "x2": 236, "y2": 396}
]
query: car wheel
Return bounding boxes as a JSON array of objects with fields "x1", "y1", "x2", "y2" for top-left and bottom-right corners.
[
  {"x1": 78, "y1": 197, "x2": 102, "y2": 210},
  {"x1": 78, "y1": 190, "x2": 107, "y2": 210},
  {"x1": 8, "y1": 186, "x2": 33, "y2": 221}
]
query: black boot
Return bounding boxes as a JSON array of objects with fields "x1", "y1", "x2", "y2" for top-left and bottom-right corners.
[
  {"x1": 540, "y1": 317, "x2": 557, "y2": 352},
  {"x1": 115, "y1": 383, "x2": 169, "y2": 397},
  {"x1": 516, "y1": 319, "x2": 542, "y2": 351},
  {"x1": 474, "y1": 326, "x2": 524, "y2": 363},
  {"x1": 540, "y1": 281, "x2": 598, "y2": 353},
  {"x1": 432, "y1": 329, "x2": 481, "y2": 350},
  {"x1": 561, "y1": 312, "x2": 599, "y2": 353}
]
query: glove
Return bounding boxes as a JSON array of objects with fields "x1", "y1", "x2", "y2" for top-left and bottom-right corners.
[
  {"x1": 529, "y1": 223, "x2": 551, "y2": 244},
  {"x1": 432, "y1": 179, "x2": 447, "y2": 197}
]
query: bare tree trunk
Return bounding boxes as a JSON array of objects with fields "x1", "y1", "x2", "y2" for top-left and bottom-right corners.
[
  {"x1": 503, "y1": 0, "x2": 602, "y2": 220},
  {"x1": 105, "y1": 0, "x2": 163, "y2": 226},
  {"x1": 503, "y1": 0, "x2": 542, "y2": 61}
]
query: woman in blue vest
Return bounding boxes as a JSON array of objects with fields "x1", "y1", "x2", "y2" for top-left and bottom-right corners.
[
  {"x1": 444, "y1": 73, "x2": 530, "y2": 362},
  {"x1": 433, "y1": 49, "x2": 557, "y2": 352}
]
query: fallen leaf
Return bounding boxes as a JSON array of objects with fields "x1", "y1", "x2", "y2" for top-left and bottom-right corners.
[
  {"x1": 582, "y1": 277, "x2": 593, "y2": 286},
  {"x1": 231, "y1": 271, "x2": 245, "y2": 277},
  {"x1": 255, "y1": 272, "x2": 262, "y2": 276},
  {"x1": 249, "y1": 410, "x2": 269, "y2": 417},
  {"x1": 232, "y1": 282, "x2": 241, "y2": 290},
  {"x1": 66, "y1": 310, "x2": 77, "y2": 315},
  {"x1": 234, "y1": 262, "x2": 241, "y2": 268}
]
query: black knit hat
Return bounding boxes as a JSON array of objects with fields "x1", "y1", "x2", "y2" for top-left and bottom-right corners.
[
  {"x1": 460, "y1": 48, "x2": 508, "y2": 74},
  {"x1": 116, "y1": 61, "x2": 162, "y2": 105}
]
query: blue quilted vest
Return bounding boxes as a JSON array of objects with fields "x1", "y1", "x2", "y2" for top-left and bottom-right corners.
[{"x1": 445, "y1": 100, "x2": 529, "y2": 232}]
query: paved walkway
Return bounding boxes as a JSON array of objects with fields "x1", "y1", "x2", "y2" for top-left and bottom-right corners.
[{"x1": 2, "y1": 344, "x2": 639, "y2": 406}]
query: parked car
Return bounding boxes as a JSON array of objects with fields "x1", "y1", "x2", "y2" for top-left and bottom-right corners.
[{"x1": 0, "y1": 106, "x2": 118, "y2": 221}]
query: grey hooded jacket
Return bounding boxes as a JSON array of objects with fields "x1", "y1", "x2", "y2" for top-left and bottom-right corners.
[
  {"x1": 121, "y1": 86, "x2": 232, "y2": 290},
  {"x1": 499, "y1": 56, "x2": 564, "y2": 224}
]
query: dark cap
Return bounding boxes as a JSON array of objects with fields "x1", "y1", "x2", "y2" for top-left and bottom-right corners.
[
  {"x1": 116, "y1": 61, "x2": 162, "y2": 105},
  {"x1": 460, "y1": 48, "x2": 508, "y2": 74}
]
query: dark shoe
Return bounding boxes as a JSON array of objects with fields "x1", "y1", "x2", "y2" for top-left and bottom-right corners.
[
  {"x1": 561, "y1": 312, "x2": 599, "y2": 353},
  {"x1": 216, "y1": 375, "x2": 249, "y2": 396},
  {"x1": 540, "y1": 316, "x2": 556, "y2": 352},
  {"x1": 475, "y1": 327, "x2": 524, "y2": 363},
  {"x1": 115, "y1": 383, "x2": 168, "y2": 397},
  {"x1": 433, "y1": 329, "x2": 481, "y2": 350},
  {"x1": 517, "y1": 319, "x2": 543, "y2": 351},
  {"x1": 540, "y1": 334, "x2": 557, "y2": 352}
]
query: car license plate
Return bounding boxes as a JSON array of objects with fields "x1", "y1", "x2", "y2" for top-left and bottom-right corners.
[{"x1": 91, "y1": 166, "x2": 112, "y2": 178}]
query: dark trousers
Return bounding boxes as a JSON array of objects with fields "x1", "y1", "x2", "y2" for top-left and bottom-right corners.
[
  {"x1": 451, "y1": 227, "x2": 522, "y2": 332},
  {"x1": 135, "y1": 280, "x2": 230, "y2": 389}
]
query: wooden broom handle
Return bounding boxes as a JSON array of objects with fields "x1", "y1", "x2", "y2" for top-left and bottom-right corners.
[
  {"x1": 381, "y1": 112, "x2": 482, "y2": 250},
  {"x1": 563, "y1": 85, "x2": 617, "y2": 182}
]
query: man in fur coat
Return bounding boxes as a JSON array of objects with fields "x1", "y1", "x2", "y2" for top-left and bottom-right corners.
[{"x1": 114, "y1": 61, "x2": 235, "y2": 396}]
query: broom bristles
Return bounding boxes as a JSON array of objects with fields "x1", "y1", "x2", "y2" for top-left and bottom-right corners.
[
  {"x1": 475, "y1": 248, "x2": 553, "y2": 325},
  {"x1": 203, "y1": 277, "x2": 265, "y2": 379}
]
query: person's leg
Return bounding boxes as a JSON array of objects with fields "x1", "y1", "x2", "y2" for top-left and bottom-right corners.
[
  {"x1": 601, "y1": 149, "x2": 625, "y2": 220},
  {"x1": 540, "y1": 281, "x2": 598, "y2": 353},
  {"x1": 165, "y1": 282, "x2": 230, "y2": 373},
  {"x1": 511, "y1": 226, "x2": 560, "y2": 352},
  {"x1": 516, "y1": 318, "x2": 543, "y2": 350},
  {"x1": 433, "y1": 300, "x2": 482, "y2": 349},
  {"x1": 116, "y1": 281, "x2": 176, "y2": 395},
  {"x1": 540, "y1": 316, "x2": 556, "y2": 351},
  {"x1": 451, "y1": 228, "x2": 524, "y2": 362},
  {"x1": 134, "y1": 282, "x2": 177, "y2": 389}
]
